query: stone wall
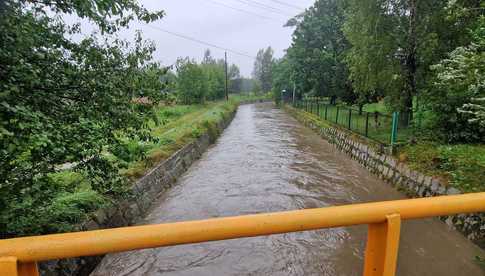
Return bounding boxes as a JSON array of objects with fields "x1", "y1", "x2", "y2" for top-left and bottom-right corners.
[
  {"x1": 284, "y1": 105, "x2": 485, "y2": 249},
  {"x1": 40, "y1": 104, "x2": 240, "y2": 276}
]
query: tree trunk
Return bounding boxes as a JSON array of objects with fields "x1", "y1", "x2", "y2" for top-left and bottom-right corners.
[{"x1": 402, "y1": 0, "x2": 417, "y2": 126}]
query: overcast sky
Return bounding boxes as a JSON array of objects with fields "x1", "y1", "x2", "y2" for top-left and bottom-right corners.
[{"x1": 73, "y1": 0, "x2": 315, "y2": 77}]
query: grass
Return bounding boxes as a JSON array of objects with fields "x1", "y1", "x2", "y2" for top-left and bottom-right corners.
[
  {"x1": 295, "y1": 101, "x2": 408, "y2": 144},
  {"x1": 292, "y1": 101, "x2": 485, "y2": 193},
  {"x1": 120, "y1": 94, "x2": 270, "y2": 179},
  {"x1": 401, "y1": 143, "x2": 485, "y2": 192},
  {"x1": 121, "y1": 101, "x2": 239, "y2": 179},
  {"x1": 229, "y1": 92, "x2": 271, "y2": 102}
]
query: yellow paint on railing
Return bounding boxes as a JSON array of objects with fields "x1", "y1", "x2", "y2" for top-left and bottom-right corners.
[{"x1": 1, "y1": 192, "x2": 484, "y2": 276}]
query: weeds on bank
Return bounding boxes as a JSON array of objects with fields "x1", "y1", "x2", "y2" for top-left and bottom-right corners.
[{"x1": 401, "y1": 143, "x2": 485, "y2": 192}]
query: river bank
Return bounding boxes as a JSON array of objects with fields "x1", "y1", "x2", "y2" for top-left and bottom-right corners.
[
  {"x1": 92, "y1": 103, "x2": 483, "y2": 276},
  {"x1": 283, "y1": 104, "x2": 485, "y2": 250},
  {"x1": 39, "y1": 98, "x2": 268, "y2": 275}
]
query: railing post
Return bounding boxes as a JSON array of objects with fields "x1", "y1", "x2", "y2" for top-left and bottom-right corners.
[
  {"x1": 390, "y1": 112, "x2": 399, "y2": 154},
  {"x1": 317, "y1": 101, "x2": 320, "y2": 117},
  {"x1": 348, "y1": 109, "x2": 352, "y2": 130},
  {"x1": 0, "y1": 257, "x2": 39, "y2": 276},
  {"x1": 325, "y1": 105, "x2": 328, "y2": 120},
  {"x1": 365, "y1": 113, "x2": 370, "y2": 137},
  {"x1": 363, "y1": 214, "x2": 401, "y2": 276},
  {"x1": 18, "y1": 262, "x2": 39, "y2": 276},
  {"x1": 0, "y1": 257, "x2": 17, "y2": 276},
  {"x1": 336, "y1": 106, "x2": 339, "y2": 124}
]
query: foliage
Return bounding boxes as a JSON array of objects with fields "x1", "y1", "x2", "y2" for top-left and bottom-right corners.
[
  {"x1": 272, "y1": 57, "x2": 293, "y2": 103},
  {"x1": 0, "y1": 1, "x2": 165, "y2": 237},
  {"x1": 285, "y1": 0, "x2": 354, "y2": 103},
  {"x1": 231, "y1": 78, "x2": 257, "y2": 94},
  {"x1": 424, "y1": 17, "x2": 485, "y2": 142},
  {"x1": 18, "y1": 0, "x2": 164, "y2": 34},
  {"x1": 122, "y1": 101, "x2": 240, "y2": 179},
  {"x1": 175, "y1": 58, "x2": 208, "y2": 104},
  {"x1": 279, "y1": 0, "x2": 483, "y2": 142},
  {"x1": 252, "y1": 47, "x2": 274, "y2": 93},
  {"x1": 176, "y1": 50, "x2": 241, "y2": 103},
  {"x1": 402, "y1": 143, "x2": 485, "y2": 192}
]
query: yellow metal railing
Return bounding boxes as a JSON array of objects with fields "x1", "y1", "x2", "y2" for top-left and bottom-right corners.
[{"x1": 1, "y1": 192, "x2": 484, "y2": 276}]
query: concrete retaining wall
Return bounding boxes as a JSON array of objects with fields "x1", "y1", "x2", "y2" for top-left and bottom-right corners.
[{"x1": 284, "y1": 105, "x2": 485, "y2": 249}]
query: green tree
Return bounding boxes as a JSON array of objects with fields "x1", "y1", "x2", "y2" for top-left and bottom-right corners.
[
  {"x1": 343, "y1": 0, "x2": 479, "y2": 120},
  {"x1": 252, "y1": 47, "x2": 274, "y2": 93},
  {"x1": 200, "y1": 49, "x2": 226, "y2": 100},
  {"x1": 0, "y1": 0, "x2": 165, "y2": 236},
  {"x1": 176, "y1": 58, "x2": 208, "y2": 104},
  {"x1": 424, "y1": 17, "x2": 485, "y2": 142},
  {"x1": 272, "y1": 57, "x2": 293, "y2": 103},
  {"x1": 286, "y1": 0, "x2": 354, "y2": 104}
]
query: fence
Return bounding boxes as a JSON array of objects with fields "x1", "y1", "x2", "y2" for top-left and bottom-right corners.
[
  {"x1": 292, "y1": 100, "x2": 412, "y2": 145},
  {"x1": 1, "y1": 193, "x2": 484, "y2": 276}
]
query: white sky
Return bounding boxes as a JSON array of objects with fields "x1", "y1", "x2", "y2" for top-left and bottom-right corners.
[{"x1": 69, "y1": 0, "x2": 315, "y2": 77}]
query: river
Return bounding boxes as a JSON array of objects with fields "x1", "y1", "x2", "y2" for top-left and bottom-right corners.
[{"x1": 91, "y1": 103, "x2": 483, "y2": 276}]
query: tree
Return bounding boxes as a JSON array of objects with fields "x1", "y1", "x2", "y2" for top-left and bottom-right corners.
[
  {"x1": 272, "y1": 57, "x2": 293, "y2": 103},
  {"x1": 202, "y1": 49, "x2": 216, "y2": 65},
  {"x1": 0, "y1": 0, "x2": 165, "y2": 236},
  {"x1": 252, "y1": 47, "x2": 274, "y2": 93},
  {"x1": 343, "y1": 0, "x2": 477, "y2": 121},
  {"x1": 228, "y1": 64, "x2": 240, "y2": 80},
  {"x1": 175, "y1": 58, "x2": 208, "y2": 104},
  {"x1": 424, "y1": 17, "x2": 485, "y2": 142},
  {"x1": 285, "y1": 0, "x2": 355, "y2": 103}
]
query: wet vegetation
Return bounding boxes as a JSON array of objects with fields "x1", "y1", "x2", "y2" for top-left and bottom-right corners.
[
  {"x1": 0, "y1": 1, "x2": 267, "y2": 237},
  {"x1": 272, "y1": 0, "x2": 484, "y2": 194}
]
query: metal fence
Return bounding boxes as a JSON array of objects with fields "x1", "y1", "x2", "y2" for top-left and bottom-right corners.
[{"x1": 292, "y1": 100, "x2": 412, "y2": 145}]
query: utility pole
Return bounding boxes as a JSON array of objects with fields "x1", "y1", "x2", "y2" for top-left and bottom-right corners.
[
  {"x1": 292, "y1": 81, "x2": 296, "y2": 105},
  {"x1": 225, "y1": 52, "x2": 229, "y2": 101}
]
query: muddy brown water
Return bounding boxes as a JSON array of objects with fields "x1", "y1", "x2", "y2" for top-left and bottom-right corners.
[{"x1": 92, "y1": 103, "x2": 484, "y2": 276}]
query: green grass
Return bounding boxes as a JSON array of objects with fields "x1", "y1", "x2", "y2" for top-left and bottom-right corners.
[
  {"x1": 361, "y1": 101, "x2": 390, "y2": 113},
  {"x1": 295, "y1": 101, "x2": 416, "y2": 145},
  {"x1": 401, "y1": 143, "x2": 485, "y2": 192},
  {"x1": 229, "y1": 92, "x2": 271, "y2": 102},
  {"x1": 296, "y1": 102, "x2": 394, "y2": 144},
  {"x1": 121, "y1": 101, "x2": 239, "y2": 179},
  {"x1": 120, "y1": 95, "x2": 271, "y2": 179},
  {"x1": 293, "y1": 101, "x2": 485, "y2": 193}
]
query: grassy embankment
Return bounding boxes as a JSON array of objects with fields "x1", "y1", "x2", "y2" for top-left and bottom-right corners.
[
  {"x1": 293, "y1": 101, "x2": 485, "y2": 193},
  {"x1": 122, "y1": 93, "x2": 270, "y2": 178},
  {"x1": 400, "y1": 143, "x2": 485, "y2": 193}
]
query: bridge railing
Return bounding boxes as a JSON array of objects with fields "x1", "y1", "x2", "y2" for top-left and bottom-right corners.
[{"x1": 1, "y1": 193, "x2": 484, "y2": 276}]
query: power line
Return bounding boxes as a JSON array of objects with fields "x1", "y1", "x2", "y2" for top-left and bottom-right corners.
[
  {"x1": 143, "y1": 24, "x2": 256, "y2": 59},
  {"x1": 267, "y1": 0, "x2": 304, "y2": 11},
  {"x1": 232, "y1": 0, "x2": 294, "y2": 16},
  {"x1": 204, "y1": 0, "x2": 279, "y2": 21}
]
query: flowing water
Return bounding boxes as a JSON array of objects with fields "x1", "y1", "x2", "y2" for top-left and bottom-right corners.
[{"x1": 92, "y1": 103, "x2": 484, "y2": 276}]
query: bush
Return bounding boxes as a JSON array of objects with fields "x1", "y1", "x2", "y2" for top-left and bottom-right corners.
[
  {"x1": 423, "y1": 20, "x2": 485, "y2": 142},
  {"x1": 176, "y1": 58, "x2": 208, "y2": 104}
]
